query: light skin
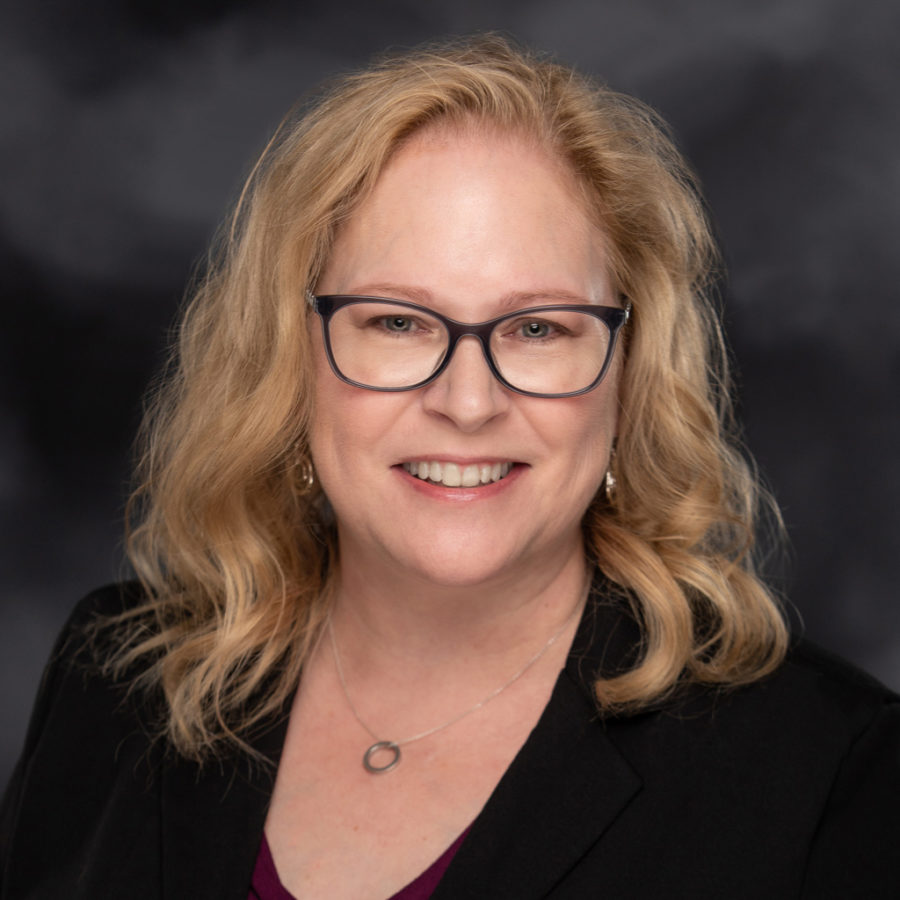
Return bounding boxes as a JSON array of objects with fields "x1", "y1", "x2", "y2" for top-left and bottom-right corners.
[{"x1": 265, "y1": 126, "x2": 625, "y2": 899}]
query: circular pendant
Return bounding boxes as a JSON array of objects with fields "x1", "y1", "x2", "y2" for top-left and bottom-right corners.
[{"x1": 363, "y1": 740, "x2": 401, "y2": 774}]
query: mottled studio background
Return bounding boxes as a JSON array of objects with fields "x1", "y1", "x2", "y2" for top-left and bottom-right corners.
[{"x1": 2, "y1": 0, "x2": 898, "y2": 791}]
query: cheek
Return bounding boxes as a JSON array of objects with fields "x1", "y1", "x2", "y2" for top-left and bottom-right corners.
[
  {"x1": 309, "y1": 342, "x2": 358, "y2": 481},
  {"x1": 573, "y1": 413, "x2": 616, "y2": 487},
  {"x1": 549, "y1": 382, "x2": 619, "y2": 495},
  {"x1": 558, "y1": 371, "x2": 620, "y2": 451},
  {"x1": 310, "y1": 380, "x2": 359, "y2": 470},
  {"x1": 309, "y1": 360, "x2": 407, "y2": 483},
  {"x1": 309, "y1": 323, "x2": 370, "y2": 453}
]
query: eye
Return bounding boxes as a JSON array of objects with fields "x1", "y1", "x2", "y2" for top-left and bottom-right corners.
[
  {"x1": 504, "y1": 317, "x2": 565, "y2": 341},
  {"x1": 521, "y1": 320, "x2": 552, "y2": 339},
  {"x1": 382, "y1": 315, "x2": 415, "y2": 333},
  {"x1": 366, "y1": 314, "x2": 433, "y2": 336}
]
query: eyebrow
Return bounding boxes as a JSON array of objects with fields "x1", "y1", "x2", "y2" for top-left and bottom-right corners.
[
  {"x1": 342, "y1": 283, "x2": 597, "y2": 310},
  {"x1": 496, "y1": 289, "x2": 595, "y2": 309}
]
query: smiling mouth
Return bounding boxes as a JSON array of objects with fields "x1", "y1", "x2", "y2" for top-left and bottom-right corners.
[{"x1": 402, "y1": 460, "x2": 514, "y2": 488}]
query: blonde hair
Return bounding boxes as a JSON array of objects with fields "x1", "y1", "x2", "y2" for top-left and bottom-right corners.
[{"x1": 109, "y1": 35, "x2": 787, "y2": 759}]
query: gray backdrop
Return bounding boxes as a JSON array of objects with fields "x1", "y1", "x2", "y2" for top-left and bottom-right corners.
[{"x1": 2, "y1": 0, "x2": 898, "y2": 793}]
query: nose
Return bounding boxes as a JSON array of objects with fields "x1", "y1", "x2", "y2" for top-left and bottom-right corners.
[{"x1": 421, "y1": 335, "x2": 510, "y2": 431}]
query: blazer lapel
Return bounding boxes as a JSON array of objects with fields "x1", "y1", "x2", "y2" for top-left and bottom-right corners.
[
  {"x1": 160, "y1": 711, "x2": 290, "y2": 899},
  {"x1": 432, "y1": 589, "x2": 644, "y2": 900}
]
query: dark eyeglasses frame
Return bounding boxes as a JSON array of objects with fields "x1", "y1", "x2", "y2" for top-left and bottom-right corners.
[{"x1": 309, "y1": 293, "x2": 631, "y2": 399}]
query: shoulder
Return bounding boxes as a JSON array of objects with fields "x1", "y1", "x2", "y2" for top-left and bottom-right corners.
[
  {"x1": 22, "y1": 581, "x2": 150, "y2": 717},
  {"x1": 745, "y1": 634, "x2": 898, "y2": 736},
  {"x1": 604, "y1": 636, "x2": 900, "y2": 896},
  {"x1": 63, "y1": 580, "x2": 149, "y2": 636},
  {"x1": 638, "y1": 635, "x2": 900, "y2": 783},
  {"x1": 4, "y1": 581, "x2": 159, "y2": 794},
  {"x1": 598, "y1": 632, "x2": 899, "y2": 764},
  {"x1": 553, "y1": 631, "x2": 900, "y2": 896},
  {"x1": 716, "y1": 637, "x2": 900, "y2": 810},
  {"x1": 782, "y1": 635, "x2": 897, "y2": 704},
  {"x1": 14, "y1": 582, "x2": 154, "y2": 722},
  {"x1": 1, "y1": 583, "x2": 166, "y2": 898},
  {"x1": 728, "y1": 635, "x2": 900, "y2": 797},
  {"x1": 6, "y1": 581, "x2": 158, "y2": 773}
]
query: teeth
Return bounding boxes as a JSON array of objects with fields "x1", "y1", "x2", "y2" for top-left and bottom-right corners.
[
  {"x1": 461, "y1": 465, "x2": 480, "y2": 487},
  {"x1": 403, "y1": 460, "x2": 513, "y2": 487}
]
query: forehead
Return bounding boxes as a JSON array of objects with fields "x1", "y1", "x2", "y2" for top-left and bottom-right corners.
[
  {"x1": 379, "y1": 121, "x2": 595, "y2": 225},
  {"x1": 321, "y1": 125, "x2": 610, "y2": 310}
]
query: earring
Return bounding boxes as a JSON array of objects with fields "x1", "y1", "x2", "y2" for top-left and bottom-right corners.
[
  {"x1": 295, "y1": 452, "x2": 316, "y2": 495},
  {"x1": 604, "y1": 468, "x2": 617, "y2": 504},
  {"x1": 604, "y1": 444, "x2": 617, "y2": 504}
]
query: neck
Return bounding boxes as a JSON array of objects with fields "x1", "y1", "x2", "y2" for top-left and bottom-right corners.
[
  {"x1": 314, "y1": 537, "x2": 591, "y2": 768},
  {"x1": 329, "y1": 537, "x2": 590, "y2": 672}
]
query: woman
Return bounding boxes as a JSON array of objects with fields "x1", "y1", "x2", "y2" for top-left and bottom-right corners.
[{"x1": 2, "y1": 37, "x2": 898, "y2": 900}]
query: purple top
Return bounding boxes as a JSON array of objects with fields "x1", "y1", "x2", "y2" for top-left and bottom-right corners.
[{"x1": 248, "y1": 828, "x2": 470, "y2": 900}]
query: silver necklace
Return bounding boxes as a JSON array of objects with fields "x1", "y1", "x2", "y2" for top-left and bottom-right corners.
[{"x1": 328, "y1": 591, "x2": 585, "y2": 774}]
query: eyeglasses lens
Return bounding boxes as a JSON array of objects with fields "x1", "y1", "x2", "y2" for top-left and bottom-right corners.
[{"x1": 489, "y1": 309, "x2": 611, "y2": 395}]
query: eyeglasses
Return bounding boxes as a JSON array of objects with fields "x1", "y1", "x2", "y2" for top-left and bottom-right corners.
[{"x1": 310, "y1": 294, "x2": 631, "y2": 399}]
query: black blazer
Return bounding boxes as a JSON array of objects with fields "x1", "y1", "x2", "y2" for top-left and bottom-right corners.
[{"x1": 2, "y1": 581, "x2": 899, "y2": 899}]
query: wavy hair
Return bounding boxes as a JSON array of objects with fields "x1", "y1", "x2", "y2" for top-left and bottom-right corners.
[{"x1": 107, "y1": 35, "x2": 787, "y2": 759}]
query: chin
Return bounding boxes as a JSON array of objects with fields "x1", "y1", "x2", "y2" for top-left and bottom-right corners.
[
  {"x1": 397, "y1": 549, "x2": 518, "y2": 589},
  {"x1": 383, "y1": 526, "x2": 574, "y2": 590}
]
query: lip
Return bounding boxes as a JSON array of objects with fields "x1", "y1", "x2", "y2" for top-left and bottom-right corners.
[{"x1": 393, "y1": 461, "x2": 525, "y2": 501}]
